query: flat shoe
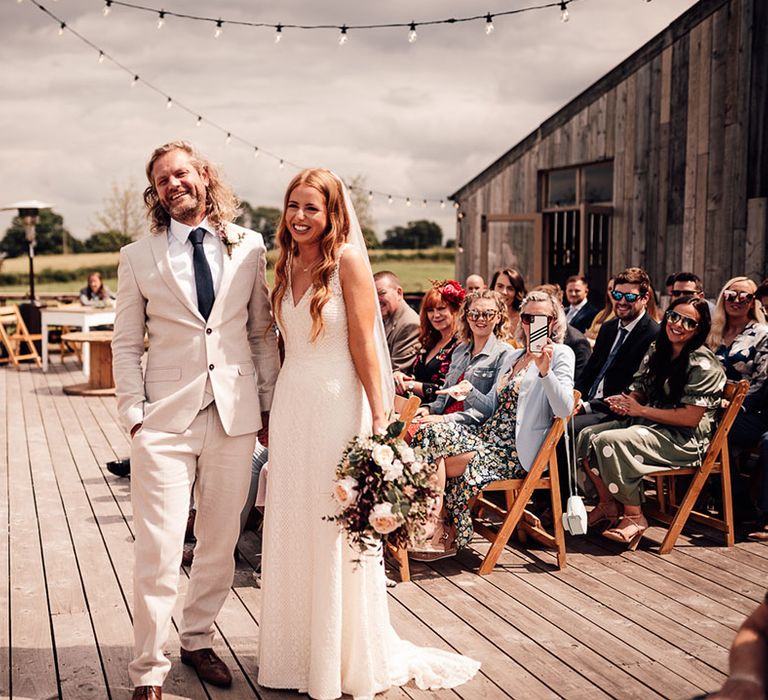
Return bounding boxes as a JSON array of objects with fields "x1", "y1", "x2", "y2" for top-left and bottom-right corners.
[{"x1": 747, "y1": 526, "x2": 768, "y2": 542}]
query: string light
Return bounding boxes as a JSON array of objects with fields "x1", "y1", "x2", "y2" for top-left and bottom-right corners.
[
  {"x1": 560, "y1": 1, "x2": 569, "y2": 22},
  {"x1": 103, "y1": 1, "x2": 112, "y2": 17},
  {"x1": 156, "y1": 9, "x2": 165, "y2": 29},
  {"x1": 422, "y1": 199, "x2": 427, "y2": 208},
  {"x1": 485, "y1": 13, "x2": 495, "y2": 35},
  {"x1": 338, "y1": 25, "x2": 348, "y2": 46},
  {"x1": 274, "y1": 23, "x2": 282, "y2": 43},
  {"x1": 408, "y1": 22, "x2": 418, "y2": 43},
  {"x1": 453, "y1": 201, "x2": 460, "y2": 209},
  {"x1": 214, "y1": 19, "x2": 223, "y2": 38},
  {"x1": 19, "y1": 0, "x2": 467, "y2": 209}
]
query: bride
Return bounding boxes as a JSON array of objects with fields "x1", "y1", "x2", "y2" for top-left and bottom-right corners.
[{"x1": 257, "y1": 168, "x2": 480, "y2": 699}]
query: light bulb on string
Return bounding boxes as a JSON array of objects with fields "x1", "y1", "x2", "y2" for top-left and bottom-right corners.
[
  {"x1": 408, "y1": 22, "x2": 418, "y2": 43},
  {"x1": 368, "y1": 191, "x2": 373, "y2": 201},
  {"x1": 214, "y1": 19, "x2": 223, "y2": 39},
  {"x1": 422, "y1": 199, "x2": 427, "y2": 208},
  {"x1": 157, "y1": 10, "x2": 165, "y2": 30},
  {"x1": 225, "y1": 133, "x2": 232, "y2": 145},
  {"x1": 196, "y1": 116, "x2": 202, "y2": 127},
  {"x1": 559, "y1": 2, "x2": 569, "y2": 22},
  {"x1": 103, "y1": 1, "x2": 112, "y2": 17},
  {"x1": 279, "y1": 159, "x2": 285, "y2": 169},
  {"x1": 338, "y1": 25, "x2": 348, "y2": 46},
  {"x1": 253, "y1": 147, "x2": 260, "y2": 159},
  {"x1": 440, "y1": 200, "x2": 446, "y2": 209},
  {"x1": 453, "y1": 201, "x2": 460, "y2": 210},
  {"x1": 131, "y1": 74, "x2": 139, "y2": 87},
  {"x1": 485, "y1": 13, "x2": 495, "y2": 35},
  {"x1": 274, "y1": 24, "x2": 283, "y2": 43},
  {"x1": 406, "y1": 197, "x2": 412, "y2": 207},
  {"x1": 387, "y1": 195, "x2": 393, "y2": 205},
  {"x1": 166, "y1": 96, "x2": 173, "y2": 109},
  {"x1": 58, "y1": 22, "x2": 66, "y2": 36},
  {"x1": 98, "y1": 51, "x2": 105, "y2": 64}
]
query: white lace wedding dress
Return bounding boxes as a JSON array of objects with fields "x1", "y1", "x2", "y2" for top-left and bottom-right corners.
[{"x1": 258, "y1": 249, "x2": 480, "y2": 700}]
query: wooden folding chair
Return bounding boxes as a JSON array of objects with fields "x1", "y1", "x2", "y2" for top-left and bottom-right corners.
[
  {"x1": 385, "y1": 395, "x2": 421, "y2": 582},
  {"x1": 0, "y1": 305, "x2": 42, "y2": 369},
  {"x1": 643, "y1": 379, "x2": 749, "y2": 553},
  {"x1": 470, "y1": 390, "x2": 580, "y2": 575}
]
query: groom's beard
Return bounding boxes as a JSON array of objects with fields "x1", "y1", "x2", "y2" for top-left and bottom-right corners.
[{"x1": 162, "y1": 188, "x2": 206, "y2": 223}]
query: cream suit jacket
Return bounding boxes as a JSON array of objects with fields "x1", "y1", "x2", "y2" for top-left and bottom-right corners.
[{"x1": 111, "y1": 223, "x2": 280, "y2": 436}]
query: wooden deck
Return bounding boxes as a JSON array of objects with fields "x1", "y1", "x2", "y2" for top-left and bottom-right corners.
[{"x1": 2, "y1": 358, "x2": 766, "y2": 700}]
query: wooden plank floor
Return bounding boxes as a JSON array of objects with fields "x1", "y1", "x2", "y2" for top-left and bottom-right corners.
[{"x1": 2, "y1": 358, "x2": 766, "y2": 700}]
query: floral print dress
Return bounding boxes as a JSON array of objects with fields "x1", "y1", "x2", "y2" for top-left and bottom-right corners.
[
  {"x1": 408, "y1": 337, "x2": 458, "y2": 403},
  {"x1": 715, "y1": 321, "x2": 768, "y2": 414},
  {"x1": 411, "y1": 368, "x2": 527, "y2": 548}
]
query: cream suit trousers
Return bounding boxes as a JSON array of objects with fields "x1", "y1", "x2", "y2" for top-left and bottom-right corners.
[{"x1": 128, "y1": 404, "x2": 256, "y2": 686}]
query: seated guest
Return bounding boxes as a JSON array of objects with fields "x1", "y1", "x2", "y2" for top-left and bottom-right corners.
[
  {"x1": 374, "y1": 270, "x2": 420, "y2": 371},
  {"x1": 671, "y1": 271, "x2": 715, "y2": 315},
  {"x1": 577, "y1": 297, "x2": 725, "y2": 549},
  {"x1": 564, "y1": 275, "x2": 599, "y2": 333},
  {"x1": 534, "y1": 284, "x2": 591, "y2": 385},
  {"x1": 393, "y1": 280, "x2": 463, "y2": 403},
  {"x1": 490, "y1": 267, "x2": 527, "y2": 339},
  {"x1": 585, "y1": 277, "x2": 616, "y2": 344},
  {"x1": 416, "y1": 289, "x2": 514, "y2": 427},
  {"x1": 465, "y1": 274, "x2": 485, "y2": 293},
  {"x1": 79, "y1": 271, "x2": 115, "y2": 306},
  {"x1": 662, "y1": 272, "x2": 678, "y2": 311},
  {"x1": 756, "y1": 278, "x2": 768, "y2": 310},
  {"x1": 410, "y1": 290, "x2": 575, "y2": 558},
  {"x1": 706, "y1": 277, "x2": 768, "y2": 538},
  {"x1": 575, "y1": 267, "x2": 660, "y2": 431}
]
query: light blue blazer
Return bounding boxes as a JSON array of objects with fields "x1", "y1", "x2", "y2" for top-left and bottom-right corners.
[{"x1": 478, "y1": 344, "x2": 575, "y2": 471}]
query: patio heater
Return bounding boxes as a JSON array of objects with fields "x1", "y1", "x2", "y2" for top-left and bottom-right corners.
[{"x1": 0, "y1": 200, "x2": 54, "y2": 335}]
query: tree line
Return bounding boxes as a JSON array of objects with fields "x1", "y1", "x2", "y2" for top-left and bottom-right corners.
[{"x1": 0, "y1": 179, "x2": 448, "y2": 257}]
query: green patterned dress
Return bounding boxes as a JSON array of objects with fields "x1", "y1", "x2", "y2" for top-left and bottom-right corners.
[
  {"x1": 576, "y1": 345, "x2": 726, "y2": 506},
  {"x1": 411, "y1": 370, "x2": 527, "y2": 548}
]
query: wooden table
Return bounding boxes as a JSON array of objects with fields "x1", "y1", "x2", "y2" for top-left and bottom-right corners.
[
  {"x1": 41, "y1": 305, "x2": 116, "y2": 376},
  {"x1": 61, "y1": 330, "x2": 115, "y2": 396}
]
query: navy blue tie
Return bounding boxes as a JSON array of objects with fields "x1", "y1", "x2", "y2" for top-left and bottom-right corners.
[
  {"x1": 188, "y1": 227, "x2": 215, "y2": 320},
  {"x1": 587, "y1": 326, "x2": 629, "y2": 400}
]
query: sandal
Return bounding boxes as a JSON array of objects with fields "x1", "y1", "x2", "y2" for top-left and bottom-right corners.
[
  {"x1": 602, "y1": 514, "x2": 648, "y2": 551},
  {"x1": 747, "y1": 523, "x2": 768, "y2": 542},
  {"x1": 587, "y1": 501, "x2": 620, "y2": 529},
  {"x1": 409, "y1": 521, "x2": 457, "y2": 561}
]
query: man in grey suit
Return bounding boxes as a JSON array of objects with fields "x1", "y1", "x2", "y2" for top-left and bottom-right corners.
[
  {"x1": 112, "y1": 141, "x2": 280, "y2": 699},
  {"x1": 374, "y1": 270, "x2": 421, "y2": 372}
]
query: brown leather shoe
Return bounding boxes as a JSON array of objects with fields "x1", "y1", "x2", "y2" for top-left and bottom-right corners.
[
  {"x1": 180, "y1": 647, "x2": 232, "y2": 687},
  {"x1": 132, "y1": 686, "x2": 161, "y2": 699}
]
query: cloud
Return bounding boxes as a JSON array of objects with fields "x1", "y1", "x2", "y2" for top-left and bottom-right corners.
[{"x1": 0, "y1": 0, "x2": 697, "y2": 241}]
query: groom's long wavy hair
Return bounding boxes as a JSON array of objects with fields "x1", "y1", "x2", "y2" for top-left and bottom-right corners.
[
  {"x1": 143, "y1": 141, "x2": 241, "y2": 236},
  {"x1": 271, "y1": 168, "x2": 350, "y2": 341}
]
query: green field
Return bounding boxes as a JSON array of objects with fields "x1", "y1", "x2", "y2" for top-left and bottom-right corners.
[{"x1": 0, "y1": 250, "x2": 456, "y2": 294}]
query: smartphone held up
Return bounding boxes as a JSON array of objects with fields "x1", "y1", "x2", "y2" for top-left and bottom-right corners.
[{"x1": 526, "y1": 314, "x2": 549, "y2": 354}]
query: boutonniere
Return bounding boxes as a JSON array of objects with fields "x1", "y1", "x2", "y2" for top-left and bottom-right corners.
[{"x1": 219, "y1": 228, "x2": 247, "y2": 258}]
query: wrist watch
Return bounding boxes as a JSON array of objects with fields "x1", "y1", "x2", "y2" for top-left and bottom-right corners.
[{"x1": 407, "y1": 380, "x2": 416, "y2": 393}]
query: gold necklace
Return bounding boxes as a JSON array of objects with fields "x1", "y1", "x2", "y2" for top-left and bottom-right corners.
[{"x1": 295, "y1": 254, "x2": 321, "y2": 273}]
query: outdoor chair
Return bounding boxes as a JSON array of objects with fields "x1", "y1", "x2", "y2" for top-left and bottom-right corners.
[
  {"x1": 643, "y1": 379, "x2": 748, "y2": 553},
  {"x1": 0, "y1": 304, "x2": 42, "y2": 369},
  {"x1": 469, "y1": 390, "x2": 580, "y2": 575}
]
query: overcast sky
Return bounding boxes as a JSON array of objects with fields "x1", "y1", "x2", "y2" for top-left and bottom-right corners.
[{"x1": 0, "y1": 0, "x2": 697, "y2": 244}]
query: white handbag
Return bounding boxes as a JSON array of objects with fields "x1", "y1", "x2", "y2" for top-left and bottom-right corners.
[{"x1": 562, "y1": 414, "x2": 588, "y2": 536}]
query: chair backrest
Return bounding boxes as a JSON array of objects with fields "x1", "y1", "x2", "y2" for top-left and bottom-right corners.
[
  {"x1": 703, "y1": 380, "x2": 749, "y2": 465},
  {"x1": 525, "y1": 389, "x2": 581, "y2": 477},
  {"x1": 0, "y1": 304, "x2": 41, "y2": 367}
]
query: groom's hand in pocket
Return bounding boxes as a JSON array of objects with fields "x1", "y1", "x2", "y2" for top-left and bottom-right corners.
[
  {"x1": 130, "y1": 423, "x2": 142, "y2": 439},
  {"x1": 257, "y1": 412, "x2": 270, "y2": 447}
]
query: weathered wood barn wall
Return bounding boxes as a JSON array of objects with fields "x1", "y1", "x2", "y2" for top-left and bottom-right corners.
[{"x1": 452, "y1": 0, "x2": 768, "y2": 300}]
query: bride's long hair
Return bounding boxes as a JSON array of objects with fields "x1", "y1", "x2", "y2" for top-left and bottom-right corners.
[{"x1": 271, "y1": 168, "x2": 350, "y2": 341}]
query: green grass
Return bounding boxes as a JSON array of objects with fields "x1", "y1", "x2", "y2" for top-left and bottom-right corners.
[
  {"x1": 1, "y1": 252, "x2": 120, "y2": 273},
  {"x1": 0, "y1": 258, "x2": 456, "y2": 295}
]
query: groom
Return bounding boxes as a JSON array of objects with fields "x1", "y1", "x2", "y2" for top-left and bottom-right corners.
[{"x1": 112, "y1": 141, "x2": 280, "y2": 699}]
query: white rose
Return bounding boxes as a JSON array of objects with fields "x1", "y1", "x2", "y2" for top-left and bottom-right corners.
[
  {"x1": 372, "y1": 444, "x2": 395, "y2": 467},
  {"x1": 409, "y1": 460, "x2": 424, "y2": 474},
  {"x1": 369, "y1": 502, "x2": 402, "y2": 534},
  {"x1": 333, "y1": 476, "x2": 359, "y2": 508},
  {"x1": 398, "y1": 445, "x2": 416, "y2": 464},
  {"x1": 382, "y1": 459, "x2": 404, "y2": 482}
]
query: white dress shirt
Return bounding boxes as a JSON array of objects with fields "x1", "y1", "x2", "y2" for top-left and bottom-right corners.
[
  {"x1": 167, "y1": 217, "x2": 224, "y2": 307},
  {"x1": 566, "y1": 297, "x2": 588, "y2": 322}
]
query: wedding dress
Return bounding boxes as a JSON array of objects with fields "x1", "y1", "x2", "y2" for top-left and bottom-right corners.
[{"x1": 257, "y1": 245, "x2": 480, "y2": 700}]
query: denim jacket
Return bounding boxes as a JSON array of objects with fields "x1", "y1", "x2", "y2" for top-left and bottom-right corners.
[{"x1": 426, "y1": 333, "x2": 515, "y2": 425}]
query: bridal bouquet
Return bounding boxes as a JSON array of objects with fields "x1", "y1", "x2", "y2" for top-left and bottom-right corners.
[{"x1": 326, "y1": 420, "x2": 441, "y2": 555}]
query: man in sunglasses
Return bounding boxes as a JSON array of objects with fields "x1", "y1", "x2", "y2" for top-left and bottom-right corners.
[
  {"x1": 670, "y1": 272, "x2": 716, "y2": 315},
  {"x1": 573, "y1": 267, "x2": 660, "y2": 432}
]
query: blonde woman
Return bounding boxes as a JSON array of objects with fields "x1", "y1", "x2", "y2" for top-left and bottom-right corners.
[{"x1": 258, "y1": 168, "x2": 478, "y2": 698}]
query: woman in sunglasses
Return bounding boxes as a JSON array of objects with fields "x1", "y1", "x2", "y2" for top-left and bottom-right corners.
[
  {"x1": 577, "y1": 297, "x2": 726, "y2": 549},
  {"x1": 409, "y1": 290, "x2": 575, "y2": 558},
  {"x1": 707, "y1": 277, "x2": 768, "y2": 540},
  {"x1": 415, "y1": 289, "x2": 514, "y2": 428}
]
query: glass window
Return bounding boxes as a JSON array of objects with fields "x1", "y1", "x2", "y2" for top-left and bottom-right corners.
[
  {"x1": 547, "y1": 169, "x2": 576, "y2": 207},
  {"x1": 584, "y1": 162, "x2": 613, "y2": 203}
]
